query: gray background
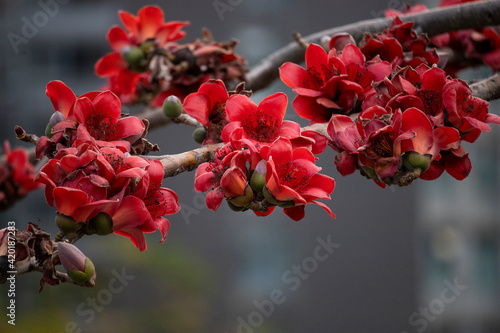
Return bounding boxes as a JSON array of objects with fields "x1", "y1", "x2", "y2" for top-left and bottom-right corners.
[{"x1": 0, "y1": 0, "x2": 499, "y2": 332}]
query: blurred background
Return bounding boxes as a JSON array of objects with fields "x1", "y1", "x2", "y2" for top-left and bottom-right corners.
[{"x1": 0, "y1": 0, "x2": 499, "y2": 332}]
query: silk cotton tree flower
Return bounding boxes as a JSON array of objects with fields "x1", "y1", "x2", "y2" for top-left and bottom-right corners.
[
  {"x1": 35, "y1": 137, "x2": 180, "y2": 251},
  {"x1": 0, "y1": 141, "x2": 41, "y2": 210},
  {"x1": 279, "y1": 43, "x2": 391, "y2": 124},
  {"x1": 36, "y1": 81, "x2": 147, "y2": 159},
  {"x1": 95, "y1": 5, "x2": 189, "y2": 103},
  {"x1": 183, "y1": 79, "x2": 230, "y2": 144},
  {"x1": 260, "y1": 138, "x2": 336, "y2": 221},
  {"x1": 221, "y1": 92, "x2": 315, "y2": 150}
]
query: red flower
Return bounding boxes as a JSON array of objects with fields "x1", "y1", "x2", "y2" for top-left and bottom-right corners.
[
  {"x1": 36, "y1": 138, "x2": 179, "y2": 251},
  {"x1": 261, "y1": 138, "x2": 335, "y2": 221},
  {"x1": 194, "y1": 144, "x2": 239, "y2": 211},
  {"x1": 95, "y1": 6, "x2": 189, "y2": 103},
  {"x1": 183, "y1": 80, "x2": 230, "y2": 144},
  {"x1": 222, "y1": 93, "x2": 309, "y2": 149},
  {"x1": 442, "y1": 79, "x2": 500, "y2": 142},
  {"x1": 328, "y1": 107, "x2": 441, "y2": 186},
  {"x1": 0, "y1": 141, "x2": 41, "y2": 209},
  {"x1": 280, "y1": 43, "x2": 390, "y2": 123},
  {"x1": 37, "y1": 81, "x2": 146, "y2": 158}
]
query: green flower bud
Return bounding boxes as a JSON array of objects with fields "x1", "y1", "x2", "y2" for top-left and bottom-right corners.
[
  {"x1": 250, "y1": 160, "x2": 267, "y2": 193},
  {"x1": 403, "y1": 151, "x2": 432, "y2": 173},
  {"x1": 45, "y1": 122, "x2": 54, "y2": 138},
  {"x1": 192, "y1": 127, "x2": 207, "y2": 144},
  {"x1": 262, "y1": 186, "x2": 279, "y2": 205},
  {"x1": 228, "y1": 185, "x2": 254, "y2": 207},
  {"x1": 227, "y1": 200, "x2": 245, "y2": 211},
  {"x1": 140, "y1": 40, "x2": 155, "y2": 53},
  {"x1": 122, "y1": 46, "x2": 145, "y2": 67},
  {"x1": 67, "y1": 258, "x2": 96, "y2": 284},
  {"x1": 162, "y1": 95, "x2": 183, "y2": 119},
  {"x1": 277, "y1": 200, "x2": 295, "y2": 208},
  {"x1": 57, "y1": 242, "x2": 96, "y2": 284},
  {"x1": 55, "y1": 213, "x2": 82, "y2": 234},
  {"x1": 88, "y1": 212, "x2": 113, "y2": 236},
  {"x1": 360, "y1": 166, "x2": 378, "y2": 181}
]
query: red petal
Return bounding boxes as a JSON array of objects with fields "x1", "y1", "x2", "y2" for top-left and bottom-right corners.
[
  {"x1": 280, "y1": 62, "x2": 309, "y2": 89},
  {"x1": 112, "y1": 196, "x2": 149, "y2": 230},
  {"x1": 156, "y1": 21, "x2": 189, "y2": 44},
  {"x1": 45, "y1": 81, "x2": 76, "y2": 118},
  {"x1": 114, "y1": 228, "x2": 147, "y2": 251},
  {"x1": 92, "y1": 91, "x2": 121, "y2": 124},
  {"x1": 312, "y1": 200, "x2": 336, "y2": 219},
  {"x1": 198, "y1": 80, "x2": 229, "y2": 112},
  {"x1": 54, "y1": 187, "x2": 90, "y2": 220},
  {"x1": 119, "y1": 10, "x2": 139, "y2": 38},
  {"x1": 226, "y1": 94, "x2": 257, "y2": 122},
  {"x1": 305, "y1": 44, "x2": 329, "y2": 85},
  {"x1": 137, "y1": 6, "x2": 164, "y2": 43},
  {"x1": 276, "y1": 120, "x2": 301, "y2": 140},
  {"x1": 183, "y1": 92, "x2": 210, "y2": 126},
  {"x1": 445, "y1": 153, "x2": 471, "y2": 181},
  {"x1": 95, "y1": 53, "x2": 127, "y2": 77},
  {"x1": 284, "y1": 205, "x2": 305, "y2": 221},
  {"x1": 341, "y1": 44, "x2": 365, "y2": 66},
  {"x1": 108, "y1": 26, "x2": 131, "y2": 53},
  {"x1": 401, "y1": 107, "x2": 434, "y2": 155},
  {"x1": 114, "y1": 116, "x2": 146, "y2": 142},
  {"x1": 258, "y1": 92, "x2": 287, "y2": 123},
  {"x1": 292, "y1": 96, "x2": 330, "y2": 124},
  {"x1": 206, "y1": 188, "x2": 224, "y2": 211}
]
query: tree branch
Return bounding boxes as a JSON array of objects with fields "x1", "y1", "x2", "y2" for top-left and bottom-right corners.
[
  {"x1": 246, "y1": 0, "x2": 500, "y2": 91},
  {"x1": 470, "y1": 74, "x2": 500, "y2": 102}
]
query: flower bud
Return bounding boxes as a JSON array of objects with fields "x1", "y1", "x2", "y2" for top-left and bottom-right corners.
[
  {"x1": 221, "y1": 167, "x2": 248, "y2": 198},
  {"x1": 227, "y1": 185, "x2": 254, "y2": 207},
  {"x1": 49, "y1": 111, "x2": 66, "y2": 126},
  {"x1": 192, "y1": 127, "x2": 207, "y2": 144},
  {"x1": 250, "y1": 160, "x2": 267, "y2": 192},
  {"x1": 227, "y1": 200, "x2": 245, "y2": 211},
  {"x1": 140, "y1": 40, "x2": 155, "y2": 53},
  {"x1": 122, "y1": 46, "x2": 145, "y2": 67},
  {"x1": 262, "y1": 186, "x2": 279, "y2": 205},
  {"x1": 403, "y1": 151, "x2": 432, "y2": 172},
  {"x1": 55, "y1": 213, "x2": 82, "y2": 234},
  {"x1": 57, "y1": 242, "x2": 96, "y2": 284},
  {"x1": 88, "y1": 212, "x2": 113, "y2": 236},
  {"x1": 162, "y1": 95, "x2": 183, "y2": 119},
  {"x1": 45, "y1": 123, "x2": 54, "y2": 138},
  {"x1": 46, "y1": 111, "x2": 66, "y2": 138},
  {"x1": 278, "y1": 200, "x2": 295, "y2": 208}
]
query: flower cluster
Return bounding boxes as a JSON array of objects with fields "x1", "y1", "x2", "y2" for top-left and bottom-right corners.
[
  {"x1": 386, "y1": 1, "x2": 500, "y2": 74},
  {"x1": 191, "y1": 82, "x2": 335, "y2": 221},
  {"x1": 280, "y1": 43, "x2": 392, "y2": 123},
  {"x1": 95, "y1": 6, "x2": 247, "y2": 106},
  {"x1": 329, "y1": 65, "x2": 500, "y2": 186},
  {"x1": 358, "y1": 17, "x2": 439, "y2": 70},
  {"x1": 0, "y1": 142, "x2": 41, "y2": 210},
  {"x1": 35, "y1": 81, "x2": 180, "y2": 251}
]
